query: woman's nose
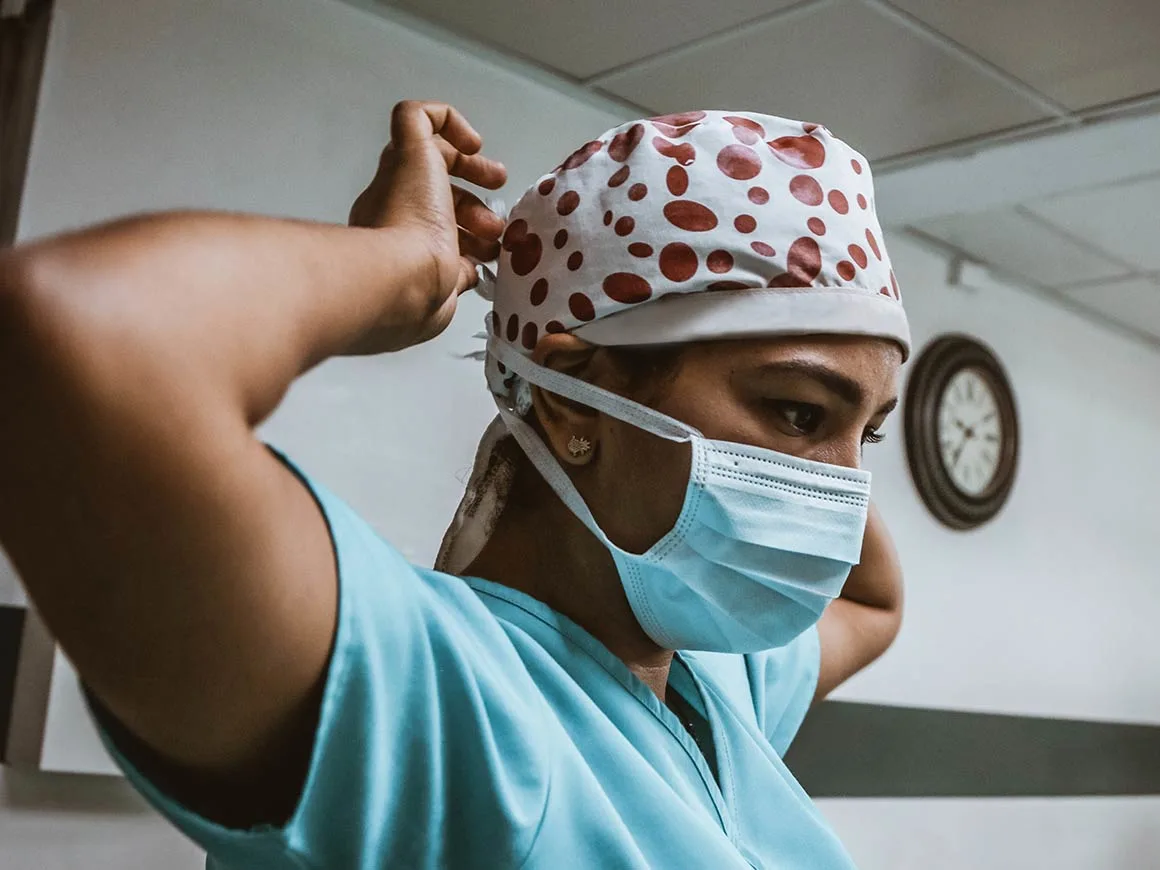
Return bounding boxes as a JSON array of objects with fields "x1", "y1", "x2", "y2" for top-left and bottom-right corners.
[{"x1": 812, "y1": 437, "x2": 863, "y2": 470}]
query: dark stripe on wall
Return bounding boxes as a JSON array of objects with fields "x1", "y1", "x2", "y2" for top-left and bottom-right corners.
[
  {"x1": 785, "y1": 700, "x2": 1160, "y2": 797},
  {"x1": 1, "y1": 0, "x2": 54, "y2": 245},
  {"x1": 0, "y1": 605, "x2": 26, "y2": 762}
]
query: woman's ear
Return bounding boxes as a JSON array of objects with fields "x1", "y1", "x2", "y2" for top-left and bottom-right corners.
[{"x1": 530, "y1": 334, "x2": 600, "y2": 467}]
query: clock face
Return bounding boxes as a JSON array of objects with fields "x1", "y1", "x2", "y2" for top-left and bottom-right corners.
[
  {"x1": 903, "y1": 335, "x2": 1019, "y2": 531},
  {"x1": 937, "y1": 368, "x2": 1003, "y2": 497}
]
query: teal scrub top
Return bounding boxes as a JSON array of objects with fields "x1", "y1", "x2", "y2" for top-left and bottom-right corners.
[{"x1": 92, "y1": 458, "x2": 858, "y2": 869}]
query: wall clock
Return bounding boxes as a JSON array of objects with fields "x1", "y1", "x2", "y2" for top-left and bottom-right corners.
[{"x1": 903, "y1": 335, "x2": 1019, "y2": 530}]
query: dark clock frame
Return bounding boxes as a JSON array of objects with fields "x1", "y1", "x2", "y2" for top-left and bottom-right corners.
[{"x1": 903, "y1": 334, "x2": 1019, "y2": 531}]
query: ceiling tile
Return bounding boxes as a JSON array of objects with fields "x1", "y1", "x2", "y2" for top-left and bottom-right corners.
[
  {"x1": 1023, "y1": 175, "x2": 1160, "y2": 272},
  {"x1": 1059, "y1": 276, "x2": 1160, "y2": 338},
  {"x1": 918, "y1": 209, "x2": 1131, "y2": 288},
  {"x1": 889, "y1": 0, "x2": 1160, "y2": 112},
  {"x1": 381, "y1": 0, "x2": 802, "y2": 80},
  {"x1": 597, "y1": 1, "x2": 1049, "y2": 161}
]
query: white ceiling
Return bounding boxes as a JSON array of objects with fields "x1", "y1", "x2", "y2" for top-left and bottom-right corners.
[
  {"x1": 890, "y1": 112, "x2": 1160, "y2": 347},
  {"x1": 367, "y1": 0, "x2": 1160, "y2": 348},
  {"x1": 379, "y1": 0, "x2": 1160, "y2": 164}
]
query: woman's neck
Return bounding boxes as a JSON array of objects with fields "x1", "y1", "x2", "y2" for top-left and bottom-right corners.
[{"x1": 464, "y1": 483, "x2": 673, "y2": 700}]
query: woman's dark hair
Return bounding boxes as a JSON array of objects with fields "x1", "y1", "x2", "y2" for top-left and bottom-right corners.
[{"x1": 603, "y1": 344, "x2": 686, "y2": 399}]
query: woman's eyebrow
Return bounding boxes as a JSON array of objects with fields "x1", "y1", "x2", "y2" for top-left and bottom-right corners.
[
  {"x1": 755, "y1": 361, "x2": 899, "y2": 417},
  {"x1": 754, "y1": 361, "x2": 866, "y2": 406}
]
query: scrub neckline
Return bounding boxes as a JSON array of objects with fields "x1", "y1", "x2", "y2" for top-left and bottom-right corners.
[{"x1": 462, "y1": 574, "x2": 737, "y2": 842}]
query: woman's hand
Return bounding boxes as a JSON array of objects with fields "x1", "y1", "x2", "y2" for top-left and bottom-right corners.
[{"x1": 347, "y1": 100, "x2": 508, "y2": 353}]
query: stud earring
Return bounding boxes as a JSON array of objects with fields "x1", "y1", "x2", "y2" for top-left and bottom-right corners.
[{"x1": 567, "y1": 435, "x2": 592, "y2": 458}]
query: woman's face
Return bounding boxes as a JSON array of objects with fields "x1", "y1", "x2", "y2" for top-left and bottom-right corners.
[{"x1": 559, "y1": 335, "x2": 902, "y2": 555}]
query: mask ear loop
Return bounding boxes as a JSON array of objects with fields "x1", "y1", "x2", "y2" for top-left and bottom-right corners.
[
  {"x1": 485, "y1": 324, "x2": 700, "y2": 551},
  {"x1": 487, "y1": 332, "x2": 700, "y2": 443}
]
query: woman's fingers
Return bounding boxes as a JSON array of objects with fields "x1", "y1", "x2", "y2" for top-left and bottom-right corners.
[
  {"x1": 389, "y1": 101, "x2": 479, "y2": 154},
  {"x1": 457, "y1": 226, "x2": 500, "y2": 264},
  {"x1": 433, "y1": 137, "x2": 507, "y2": 190},
  {"x1": 452, "y1": 186, "x2": 505, "y2": 240}
]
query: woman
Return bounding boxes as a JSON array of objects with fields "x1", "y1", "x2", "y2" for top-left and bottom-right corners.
[{"x1": 0, "y1": 101, "x2": 906, "y2": 868}]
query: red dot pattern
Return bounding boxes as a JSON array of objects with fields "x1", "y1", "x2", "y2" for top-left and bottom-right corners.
[
  {"x1": 664, "y1": 200, "x2": 718, "y2": 231},
  {"x1": 557, "y1": 191, "x2": 581, "y2": 215},
  {"x1": 489, "y1": 111, "x2": 902, "y2": 378},
  {"x1": 652, "y1": 137, "x2": 696, "y2": 166},
  {"x1": 769, "y1": 135, "x2": 826, "y2": 170},
  {"x1": 717, "y1": 144, "x2": 762, "y2": 180},
  {"x1": 561, "y1": 140, "x2": 602, "y2": 171},
  {"x1": 650, "y1": 111, "x2": 706, "y2": 138},
  {"x1": 828, "y1": 190, "x2": 849, "y2": 214},
  {"x1": 603, "y1": 273, "x2": 652, "y2": 304},
  {"x1": 790, "y1": 175, "x2": 824, "y2": 206},
  {"x1": 725, "y1": 116, "x2": 767, "y2": 138},
  {"x1": 659, "y1": 243, "x2": 698, "y2": 282},
  {"x1": 769, "y1": 237, "x2": 822, "y2": 287},
  {"x1": 608, "y1": 123, "x2": 645, "y2": 162},
  {"x1": 503, "y1": 219, "x2": 543, "y2": 277},
  {"x1": 651, "y1": 111, "x2": 708, "y2": 126},
  {"x1": 708, "y1": 250, "x2": 734, "y2": 273},
  {"x1": 569, "y1": 293, "x2": 595, "y2": 321},
  {"x1": 731, "y1": 126, "x2": 759, "y2": 145}
]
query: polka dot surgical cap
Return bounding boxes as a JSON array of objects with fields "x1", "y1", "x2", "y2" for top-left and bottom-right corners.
[{"x1": 483, "y1": 110, "x2": 910, "y2": 405}]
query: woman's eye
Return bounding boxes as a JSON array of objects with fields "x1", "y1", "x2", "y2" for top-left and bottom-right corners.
[
  {"x1": 862, "y1": 428, "x2": 886, "y2": 446},
  {"x1": 770, "y1": 401, "x2": 824, "y2": 435}
]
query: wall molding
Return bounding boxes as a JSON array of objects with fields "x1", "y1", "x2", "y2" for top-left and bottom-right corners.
[{"x1": 788, "y1": 700, "x2": 1160, "y2": 797}]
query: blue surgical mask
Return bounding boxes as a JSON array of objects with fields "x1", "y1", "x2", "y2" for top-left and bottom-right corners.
[{"x1": 489, "y1": 337, "x2": 871, "y2": 653}]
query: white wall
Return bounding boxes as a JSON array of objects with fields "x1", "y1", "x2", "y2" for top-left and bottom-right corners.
[
  {"x1": 6, "y1": 0, "x2": 1159, "y2": 867},
  {"x1": 818, "y1": 231, "x2": 1160, "y2": 868},
  {"x1": 842, "y1": 231, "x2": 1160, "y2": 725}
]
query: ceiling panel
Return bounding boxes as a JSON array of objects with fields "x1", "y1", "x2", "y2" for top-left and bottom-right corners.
[
  {"x1": 596, "y1": 1, "x2": 1049, "y2": 161},
  {"x1": 1023, "y1": 175, "x2": 1160, "y2": 273},
  {"x1": 381, "y1": 0, "x2": 802, "y2": 79},
  {"x1": 1059, "y1": 276, "x2": 1160, "y2": 338},
  {"x1": 888, "y1": 0, "x2": 1160, "y2": 112},
  {"x1": 918, "y1": 209, "x2": 1131, "y2": 288}
]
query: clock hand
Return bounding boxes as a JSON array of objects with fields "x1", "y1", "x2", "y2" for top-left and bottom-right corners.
[{"x1": 951, "y1": 437, "x2": 969, "y2": 469}]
